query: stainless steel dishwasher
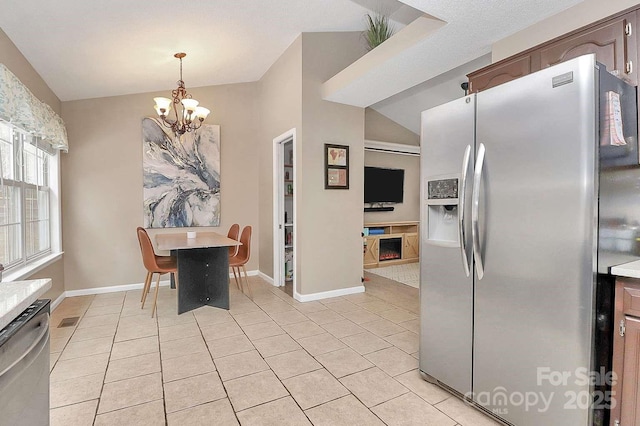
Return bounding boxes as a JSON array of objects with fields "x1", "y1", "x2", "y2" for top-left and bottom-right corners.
[{"x1": 0, "y1": 299, "x2": 50, "y2": 426}]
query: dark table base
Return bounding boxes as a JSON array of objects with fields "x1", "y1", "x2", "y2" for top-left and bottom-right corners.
[{"x1": 174, "y1": 247, "x2": 229, "y2": 314}]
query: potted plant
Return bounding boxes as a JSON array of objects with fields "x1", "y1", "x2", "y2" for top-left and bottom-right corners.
[{"x1": 364, "y1": 13, "x2": 394, "y2": 51}]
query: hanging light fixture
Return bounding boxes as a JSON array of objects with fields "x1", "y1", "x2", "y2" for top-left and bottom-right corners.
[{"x1": 153, "y1": 52, "x2": 210, "y2": 136}]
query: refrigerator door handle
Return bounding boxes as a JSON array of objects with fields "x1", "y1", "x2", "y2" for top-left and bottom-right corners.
[
  {"x1": 459, "y1": 144, "x2": 471, "y2": 277},
  {"x1": 472, "y1": 143, "x2": 485, "y2": 279}
]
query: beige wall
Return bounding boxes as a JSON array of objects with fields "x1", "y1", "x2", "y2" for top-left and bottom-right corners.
[
  {"x1": 365, "y1": 108, "x2": 419, "y2": 145},
  {"x1": 61, "y1": 83, "x2": 260, "y2": 291},
  {"x1": 493, "y1": 0, "x2": 640, "y2": 62},
  {"x1": 0, "y1": 29, "x2": 65, "y2": 302},
  {"x1": 258, "y1": 36, "x2": 303, "y2": 280},
  {"x1": 299, "y1": 32, "x2": 367, "y2": 295},
  {"x1": 363, "y1": 151, "x2": 420, "y2": 224}
]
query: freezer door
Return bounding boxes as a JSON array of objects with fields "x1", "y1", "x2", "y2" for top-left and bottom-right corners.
[
  {"x1": 473, "y1": 55, "x2": 597, "y2": 425},
  {"x1": 420, "y1": 95, "x2": 475, "y2": 395}
]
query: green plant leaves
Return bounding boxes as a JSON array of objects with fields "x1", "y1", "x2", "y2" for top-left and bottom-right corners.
[{"x1": 364, "y1": 13, "x2": 394, "y2": 51}]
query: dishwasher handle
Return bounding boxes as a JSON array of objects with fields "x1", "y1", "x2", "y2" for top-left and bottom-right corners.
[{"x1": 0, "y1": 313, "x2": 49, "y2": 381}]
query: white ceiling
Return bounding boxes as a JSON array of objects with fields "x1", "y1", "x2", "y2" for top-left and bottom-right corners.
[{"x1": 0, "y1": 0, "x2": 581, "y2": 107}]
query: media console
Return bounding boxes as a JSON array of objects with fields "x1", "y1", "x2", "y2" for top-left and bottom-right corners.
[{"x1": 363, "y1": 221, "x2": 419, "y2": 269}]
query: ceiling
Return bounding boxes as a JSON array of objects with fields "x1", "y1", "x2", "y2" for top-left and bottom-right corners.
[{"x1": 0, "y1": 0, "x2": 582, "y2": 107}]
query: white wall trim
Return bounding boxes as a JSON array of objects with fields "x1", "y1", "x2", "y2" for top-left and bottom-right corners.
[
  {"x1": 364, "y1": 139, "x2": 420, "y2": 156},
  {"x1": 50, "y1": 269, "x2": 264, "y2": 310},
  {"x1": 258, "y1": 271, "x2": 275, "y2": 286},
  {"x1": 293, "y1": 285, "x2": 365, "y2": 302}
]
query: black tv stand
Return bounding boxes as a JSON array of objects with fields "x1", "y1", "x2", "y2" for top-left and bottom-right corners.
[{"x1": 364, "y1": 206, "x2": 394, "y2": 212}]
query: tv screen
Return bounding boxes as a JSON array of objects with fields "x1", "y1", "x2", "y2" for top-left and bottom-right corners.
[{"x1": 364, "y1": 167, "x2": 404, "y2": 203}]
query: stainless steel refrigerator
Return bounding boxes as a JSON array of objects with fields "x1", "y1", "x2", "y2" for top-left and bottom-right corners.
[{"x1": 420, "y1": 54, "x2": 639, "y2": 426}]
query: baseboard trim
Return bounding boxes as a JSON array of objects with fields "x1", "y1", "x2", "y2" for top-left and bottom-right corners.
[
  {"x1": 294, "y1": 285, "x2": 365, "y2": 302},
  {"x1": 51, "y1": 269, "x2": 263, "y2": 309},
  {"x1": 258, "y1": 271, "x2": 275, "y2": 286}
]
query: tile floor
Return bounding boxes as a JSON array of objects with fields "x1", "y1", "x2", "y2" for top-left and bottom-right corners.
[{"x1": 48, "y1": 273, "x2": 500, "y2": 425}]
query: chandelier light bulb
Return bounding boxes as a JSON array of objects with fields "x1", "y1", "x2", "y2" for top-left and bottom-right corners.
[{"x1": 195, "y1": 107, "x2": 210, "y2": 120}]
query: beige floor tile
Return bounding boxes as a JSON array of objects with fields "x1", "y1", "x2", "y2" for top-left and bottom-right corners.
[
  {"x1": 98, "y1": 372, "x2": 163, "y2": 414},
  {"x1": 293, "y1": 301, "x2": 328, "y2": 314},
  {"x1": 339, "y1": 367, "x2": 409, "y2": 408},
  {"x1": 225, "y1": 370, "x2": 289, "y2": 412},
  {"x1": 340, "y1": 309, "x2": 383, "y2": 325},
  {"x1": 241, "y1": 321, "x2": 285, "y2": 340},
  {"x1": 76, "y1": 313, "x2": 120, "y2": 329},
  {"x1": 395, "y1": 370, "x2": 452, "y2": 405},
  {"x1": 94, "y1": 399, "x2": 165, "y2": 425},
  {"x1": 50, "y1": 327, "x2": 75, "y2": 341},
  {"x1": 360, "y1": 318, "x2": 406, "y2": 337},
  {"x1": 206, "y1": 334, "x2": 254, "y2": 359},
  {"x1": 281, "y1": 321, "x2": 325, "y2": 340},
  {"x1": 50, "y1": 373, "x2": 104, "y2": 409},
  {"x1": 50, "y1": 351, "x2": 61, "y2": 372},
  {"x1": 167, "y1": 398, "x2": 238, "y2": 426},
  {"x1": 200, "y1": 321, "x2": 244, "y2": 341},
  {"x1": 435, "y1": 395, "x2": 502, "y2": 426},
  {"x1": 90, "y1": 294, "x2": 125, "y2": 307},
  {"x1": 265, "y1": 349, "x2": 322, "y2": 380},
  {"x1": 323, "y1": 300, "x2": 360, "y2": 313},
  {"x1": 359, "y1": 300, "x2": 396, "y2": 313},
  {"x1": 158, "y1": 321, "x2": 201, "y2": 342},
  {"x1": 252, "y1": 334, "x2": 302, "y2": 358},
  {"x1": 236, "y1": 396, "x2": 311, "y2": 425},
  {"x1": 110, "y1": 335, "x2": 159, "y2": 361},
  {"x1": 215, "y1": 349, "x2": 269, "y2": 381},
  {"x1": 162, "y1": 351, "x2": 216, "y2": 383},
  {"x1": 163, "y1": 371, "x2": 227, "y2": 414},
  {"x1": 372, "y1": 392, "x2": 456, "y2": 426},
  {"x1": 304, "y1": 309, "x2": 345, "y2": 325},
  {"x1": 297, "y1": 332, "x2": 346, "y2": 356},
  {"x1": 315, "y1": 347, "x2": 375, "y2": 378},
  {"x1": 283, "y1": 369, "x2": 350, "y2": 410},
  {"x1": 50, "y1": 352, "x2": 109, "y2": 383},
  {"x1": 385, "y1": 330, "x2": 419, "y2": 354},
  {"x1": 50, "y1": 399, "x2": 98, "y2": 426},
  {"x1": 305, "y1": 394, "x2": 385, "y2": 426},
  {"x1": 232, "y1": 310, "x2": 271, "y2": 326},
  {"x1": 157, "y1": 312, "x2": 196, "y2": 328},
  {"x1": 320, "y1": 319, "x2": 365, "y2": 339},
  {"x1": 105, "y1": 352, "x2": 161, "y2": 383},
  {"x1": 59, "y1": 336, "x2": 113, "y2": 361},
  {"x1": 160, "y1": 335, "x2": 208, "y2": 360},
  {"x1": 93, "y1": 292, "x2": 125, "y2": 301},
  {"x1": 84, "y1": 304, "x2": 122, "y2": 317},
  {"x1": 267, "y1": 309, "x2": 308, "y2": 326},
  {"x1": 343, "y1": 293, "x2": 380, "y2": 304},
  {"x1": 341, "y1": 331, "x2": 392, "y2": 355},
  {"x1": 68, "y1": 323, "x2": 118, "y2": 343},
  {"x1": 257, "y1": 301, "x2": 295, "y2": 315},
  {"x1": 193, "y1": 307, "x2": 235, "y2": 326},
  {"x1": 114, "y1": 322, "x2": 158, "y2": 342},
  {"x1": 399, "y1": 318, "x2": 420, "y2": 334},
  {"x1": 50, "y1": 337, "x2": 70, "y2": 353},
  {"x1": 365, "y1": 347, "x2": 418, "y2": 377},
  {"x1": 378, "y1": 308, "x2": 419, "y2": 324}
]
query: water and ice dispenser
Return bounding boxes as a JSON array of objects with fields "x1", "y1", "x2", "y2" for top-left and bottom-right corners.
[{"x1": 424, "y1": 176, "x2": 460, "y2": 247}]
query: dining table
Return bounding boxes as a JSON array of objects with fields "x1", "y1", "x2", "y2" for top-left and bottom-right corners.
[{"x1": 156, "y1": 231, "x2": 241, "y2": 314}]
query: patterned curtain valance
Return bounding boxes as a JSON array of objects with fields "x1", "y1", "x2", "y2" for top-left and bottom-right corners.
[{"x1": 0, "y1": 63, "x2": 68, "y2": 152}]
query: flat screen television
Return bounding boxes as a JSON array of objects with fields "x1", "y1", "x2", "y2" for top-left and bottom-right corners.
[{"x1": 364, "y1": 166, "x2": 404, "y2": 203}]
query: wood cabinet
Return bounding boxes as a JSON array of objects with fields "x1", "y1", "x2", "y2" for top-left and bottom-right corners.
[
  {"x1": 468, "y1": 10, "x2": 638, "y2": 93},
  {"x1": 611, "y1": 278, "x2": 640, "y2": 426},
  {"x1": 363, "y1": 221, "x2": 419, "y2": 268}
]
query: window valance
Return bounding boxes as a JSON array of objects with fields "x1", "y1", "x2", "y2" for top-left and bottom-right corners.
[{"x1": 0, "y1": 63, "x2": 68, "y2": 152}]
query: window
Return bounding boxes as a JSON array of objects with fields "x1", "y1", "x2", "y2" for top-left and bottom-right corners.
[{"x1": 0, "y1": 121, "x2": 57, "y2": 270}]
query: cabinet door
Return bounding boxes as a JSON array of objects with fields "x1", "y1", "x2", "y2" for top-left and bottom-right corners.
[
  {"x1": 403, "y1": 233, "x2": 419, "y2": 260},
  {"x1": 539, "y1": 13, "x2": 637, "y2": 85},
  {"x1": 621, "y1": 316, "x2": 640, "y2": 425},
  {"x1": 363, "y1": 237, "x2": 379, "y2": 267},
  {"x1": 468, "y1": 54, "x2": 535, "y2": 93}
]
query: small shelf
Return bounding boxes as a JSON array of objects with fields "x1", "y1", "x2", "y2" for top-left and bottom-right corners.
[
  {"x1": 284, "y1": 164, "x2": 293, "y2": 168},
  {"x1": 285, "y1": 245, "x2": 293, "y2": 249},
  {"x1": 285, "y1": 223, "x2": 293, "y2": 227},
  {"x1": 285, "y1": 194, "x2": 293, "y2": 197},
  {"x1": 284, "y1": 179, "x2": 294, "y2": 182}
]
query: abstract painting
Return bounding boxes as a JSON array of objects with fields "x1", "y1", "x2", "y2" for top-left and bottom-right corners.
[{"x1": 142, "y1": 118, "x2": 221, "y2": 228}]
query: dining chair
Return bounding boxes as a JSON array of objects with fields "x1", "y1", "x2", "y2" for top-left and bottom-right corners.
[
  {"x1": 136, "y1": 227, "x2": 178, "y2": 318},
  {"x1": 227, "y1": 223, "x2": 241, "y2": 289},
  {"x1": 229, "y1": 225, "x2": 252, "y2": 298}
]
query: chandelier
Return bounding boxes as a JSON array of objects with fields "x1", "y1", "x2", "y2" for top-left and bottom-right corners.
[{"x1": 153, "y1": 53, "x2": 210, "y2": 136}]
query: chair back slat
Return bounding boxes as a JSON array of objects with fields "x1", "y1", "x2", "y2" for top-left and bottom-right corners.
[
  {"x1": 228, "y1": 223, "x2": 240, "y2": 257},
  {"x1": 235, "y1": 226, "x2": 252, "y2": 263},
  {"x1": 137, "y1": 227, "x2": 159, "y2": 271}
]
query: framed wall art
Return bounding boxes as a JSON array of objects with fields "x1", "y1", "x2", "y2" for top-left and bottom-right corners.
[{"x1": 325, "y1": 143, "x2": 349, "y2": 189}]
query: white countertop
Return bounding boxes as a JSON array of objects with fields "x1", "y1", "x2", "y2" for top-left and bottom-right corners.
[
  {"x1": 611, "y1": 260, "x2": 640, "y2": 279},
  {"x1": 0, "y1": 279, "x2": 52, "y2": 330}
]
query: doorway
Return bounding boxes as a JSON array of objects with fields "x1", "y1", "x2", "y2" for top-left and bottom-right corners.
[{"x1": 273, "y1": 129, "x2": 296, "y2": 296}]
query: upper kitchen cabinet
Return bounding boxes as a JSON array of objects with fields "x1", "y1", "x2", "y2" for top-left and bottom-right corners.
[
  {"x1": 539, "y1": 12, "x2": 637, "y2": 86},
  {"x1": 469, "y1": 9, "x2": 639, "y2": 93}
]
